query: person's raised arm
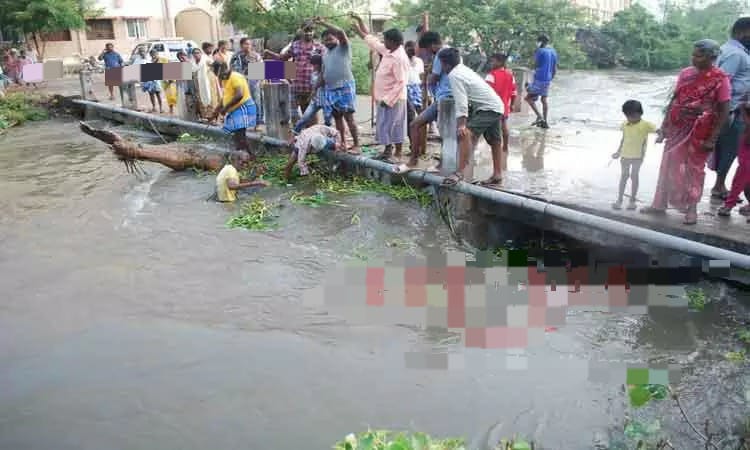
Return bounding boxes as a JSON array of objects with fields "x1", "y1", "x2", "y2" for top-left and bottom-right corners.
[
  {"x1": 350, "y1": 13, "x2": 370, "y2": 37},
  {"x1": 314, "y1": 17, "x2": 348, "y2": 45}
]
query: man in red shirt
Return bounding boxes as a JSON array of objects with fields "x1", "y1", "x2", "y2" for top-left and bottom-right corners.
[{"x1": 484, "y1": 53, "x2": 517, "y2": 159}]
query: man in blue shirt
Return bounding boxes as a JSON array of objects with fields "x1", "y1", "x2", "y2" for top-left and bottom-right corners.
[
  {"x1": 711, "y1": 18, "x2": 750, "y2": 200},
  {"x1": 407, "y1": 31, "x2": 459, "y2": 169},
  {"x1": 524, "y1": 34, "x2": 557, "y2": 129},
  {"x1": 98, "y1": 43, "x2": 123, "y2": 100}
]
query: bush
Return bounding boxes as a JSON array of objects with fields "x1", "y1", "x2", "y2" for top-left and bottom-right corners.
[
  {"x1": 0, "y1": 92, "x2": 48, "y2": 129},
  {"x1": 351, "y1": 40, "x2": 372, "y2": 95}
]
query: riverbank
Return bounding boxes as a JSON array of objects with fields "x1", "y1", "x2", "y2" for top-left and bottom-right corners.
[{"x1": 1, "y1": 116, "x2": 749, "y2": 449}]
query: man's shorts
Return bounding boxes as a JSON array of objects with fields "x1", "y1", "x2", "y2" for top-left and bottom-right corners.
[
  {"x1": 526, "y1": 79, "x2": 551, "y2": 99},
  {"x1": 467, "y1": 110, "x2": 503, "y2": 144},
  {"x1": 415, "y1": 101, "x2": 439, "y2": 124}
]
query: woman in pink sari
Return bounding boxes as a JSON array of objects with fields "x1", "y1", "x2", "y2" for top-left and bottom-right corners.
[{"x1": 641, "y1": 39, "x2": 731, "y2": 225}]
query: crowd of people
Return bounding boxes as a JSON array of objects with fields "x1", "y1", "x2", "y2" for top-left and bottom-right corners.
[
  {"x1": 607, "y1": 18, "x2": 750, "y2": 226},
  {"x1": 1, "y1": 44, "x2": 39, "y2": 89},
  {"x1": 208, "y1": 14, "x2": 558, "y2": 202},
  {"x1": 7, "y1": 14, "x2": 750, "y2": 225}
]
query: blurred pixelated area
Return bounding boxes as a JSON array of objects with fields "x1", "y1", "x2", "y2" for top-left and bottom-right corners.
[{"x1": 304, "y1": 248, "x2": 727, "y2": 370}]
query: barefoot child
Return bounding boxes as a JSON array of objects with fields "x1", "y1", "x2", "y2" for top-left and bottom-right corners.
[
  {"x1": 718, "y1": 102, "x2": 750, "y2": 220},
  {"x1": 612, "y1": 100, "x2": 659, "y2": 210},
  {"x1": 485, "y1": 53, "x2": 517, "y2": 167},
  {"x1": 284, "y1": 124, "x2": 342, "y2": 180}
]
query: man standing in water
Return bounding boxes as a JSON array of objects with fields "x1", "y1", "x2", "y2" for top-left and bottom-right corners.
[
  {"x1": 313, "y1": 16, "x2": 360, "y2": 153},
  {"x1": 525, "y1": 34, "x2": 557, "y2": 129},
  {"x1": 216, "y1": 152, "x2": 269, "y2": 202},
  {"x1": 710, "y1": 17, "x2": 750, "y2": 201}
]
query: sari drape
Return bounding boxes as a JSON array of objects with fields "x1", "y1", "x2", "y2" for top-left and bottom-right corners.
[{"x1": 650, "y1": 66, "x2": 731, "y2": 210}]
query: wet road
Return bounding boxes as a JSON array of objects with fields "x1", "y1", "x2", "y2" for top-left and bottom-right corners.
[{"x1": 1, "y1": 72, "x2": 749, "y2": 449}]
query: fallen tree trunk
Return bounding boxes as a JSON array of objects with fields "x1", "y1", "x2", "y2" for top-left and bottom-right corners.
[{"x1": 79, "y1": 121, "x2": 233, "y2": 172}]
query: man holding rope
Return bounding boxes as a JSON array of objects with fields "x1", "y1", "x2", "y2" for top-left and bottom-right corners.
[
  {"x1": 350, "y1": 13, "x2": 410, "y2": 163},
  {"x1": 312, "y1": 16, "x2": 361, "y2": 154}
]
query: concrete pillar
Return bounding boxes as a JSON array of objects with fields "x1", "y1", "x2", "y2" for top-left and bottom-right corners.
[
  {"x1": 437, "y1": 98, "x2": 474, "y2": 181},
  {"x1": 511, "y1": 67, "x2": 531, "y2": 114},
  {"x1": 176, "y1": 80, "x2": 198, "y2": 121},
  {"x1": 261, "y1": 81, "x2": 291, "y2": 139},
  {"x1": 119, "y1": 83, "x2": 138, "y2": 110},
  {"x1": 79, "y1": 70, "x2": 94, "y2": 100}
]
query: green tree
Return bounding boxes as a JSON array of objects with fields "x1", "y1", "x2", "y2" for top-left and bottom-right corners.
[
  {"x1": 213, "y1": 0, "x2": 362, "y2": 40},
  {"x1": 391, "y1": 0, "x2": 592, "y2": 69},
  {"x1": 598, "y1": 0, "x2": 746, "y2": 71},
  {"x1": 0, "y1": 0, "x2": 100, "y2": 58}
]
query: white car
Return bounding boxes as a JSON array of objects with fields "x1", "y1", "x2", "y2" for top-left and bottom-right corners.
[{"x1": 128, "y1": 38, "x2": 197, "y2": 64}]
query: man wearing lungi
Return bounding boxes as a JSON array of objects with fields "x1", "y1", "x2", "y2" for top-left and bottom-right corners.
[{"x1": 351, "y1": 14, "x2": 411, "y2": 163}]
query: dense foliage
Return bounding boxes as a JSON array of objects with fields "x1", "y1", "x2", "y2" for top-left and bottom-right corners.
[
  {"x1": 391, "y1": 0, "x2": 593, "y2": 69},
  {"x1": 214, "y1": 0, "x2": 748, "y2": 72},
  {"x1": 0, "y1": 0, "x2": 100, "y2": 58}
]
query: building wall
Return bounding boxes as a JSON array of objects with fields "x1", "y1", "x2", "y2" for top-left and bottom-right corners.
[{"x1": 37, "y1": 0, "x2": 231, "y2": 63}]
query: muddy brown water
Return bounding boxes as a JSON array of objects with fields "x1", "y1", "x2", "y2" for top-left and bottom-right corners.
[{"x1": 1, "y1": 72, "x2": 748, "y2": 449}]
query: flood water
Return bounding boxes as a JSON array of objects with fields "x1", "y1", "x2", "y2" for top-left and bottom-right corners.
[{"x1": 1, "y1": 71, "x2": 749, "y2": 449}]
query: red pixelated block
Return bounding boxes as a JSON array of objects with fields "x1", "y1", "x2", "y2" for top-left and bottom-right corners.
[
  {"x1": 528, "y1": 306, "x2": 547, "y2": 327},
  {"x1": 445, "y1": 266, "x2": 465, "y2": 286},
  {"x1": 405, "y1": 285, "x2": 427, "y2": 307},
  {"x1": 446, "y1": 284, "x2": 465, "y2": 328},
  {"x1": 607, "y1": 285, "x2": 629, "y2": 308},
  {"x1": 486, "y1": 327, "x2": 528, "y2": 348},
  {"x1": 426, "y1": 267, "x2": 444, "y2": 285},
  {"x1": 527, "y1": 267, "x2": 547, "y2": 307},
  {"x1": 465, "y1": 328, "x2": 486, "y2": 348},
  {"x1": 568, "y1": 266, "x2": 590, "y2": 306},
  {"x1": 366, "y1": 267, "x2": 385, "y2": 306},
  {"x1": 606, "y1": 265, "x2": 627, "y2": 289},
  {"x1": 405, "y1": 266, "x2": 427, "y2": 285}
]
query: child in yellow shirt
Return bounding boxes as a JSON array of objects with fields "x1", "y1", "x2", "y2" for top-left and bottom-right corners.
[{"x1": 611, "y1": 100, "x2": 661, "y2": 210}]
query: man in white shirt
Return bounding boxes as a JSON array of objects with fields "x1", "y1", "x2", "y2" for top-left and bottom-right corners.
[{"x1": 437, "y1": 47, "x2": 505, "y2": 187}]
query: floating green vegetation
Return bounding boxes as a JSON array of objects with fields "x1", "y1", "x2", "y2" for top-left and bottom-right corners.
[
  {"x1": 256, "y1": 153, "x2": 432, "y2": 207},
  {"x1": 738, "y1": 328, "x2": 750, "y2": 345},
  {"x1": 333, "y1": 430, "x2": 534, "y2": 450},
  {"x1": 176, "y1": 132, "x2": 209, "y2": 143},
  {"x1": 227, "y1": 197, "x2": 278, "y2": 231},
  {"x1": 628, "y1": 384, "x2": 668, "y2": 408},
  {"x1": 725, "y1": 349, "x2": 747, "y2": 363},
  {"x1": 289, "y1": 190, "x2": 343, "y2": 207},
  {"x1": 0, "y1": 92, "x2": 48, "y2": 130},
  {"x1": 685, "y1": 286, "x2": 706, "y2": 311}
]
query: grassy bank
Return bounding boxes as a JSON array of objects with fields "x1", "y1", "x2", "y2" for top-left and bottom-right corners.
[{"x1": 0, "y1": 92, "x2": 49, "y2": 131}]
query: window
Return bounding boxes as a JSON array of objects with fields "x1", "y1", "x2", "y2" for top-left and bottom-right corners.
[
  {"x1": 40, "y1": 30, "x2": 72, "y2": 41},
  {"x1": 86, "y1": 19, "x2": 115, "y2": 40},
  {"x1": 151, "y1": 43, "x2": 164, "y2": 52},
  {"x1": 126, "y1": 19, "x2": 147, "y2": 39}
]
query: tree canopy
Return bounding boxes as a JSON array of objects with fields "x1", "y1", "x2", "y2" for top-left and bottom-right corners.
[
  {"x1": 391, "y1": 0, "x2": 592, "y2": 69},
  {"x1": 0, "y1": 0, "x2": 100, "y2": 56}
]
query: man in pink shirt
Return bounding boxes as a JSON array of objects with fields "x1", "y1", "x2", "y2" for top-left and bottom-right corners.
[{"x1": 351, "y1": 14, "x2": 410, "y2": 163}]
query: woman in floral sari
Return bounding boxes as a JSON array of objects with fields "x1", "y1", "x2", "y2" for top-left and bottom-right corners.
[{"x1": 641, "y1": 39, "x2": 731, "y2": 225}]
